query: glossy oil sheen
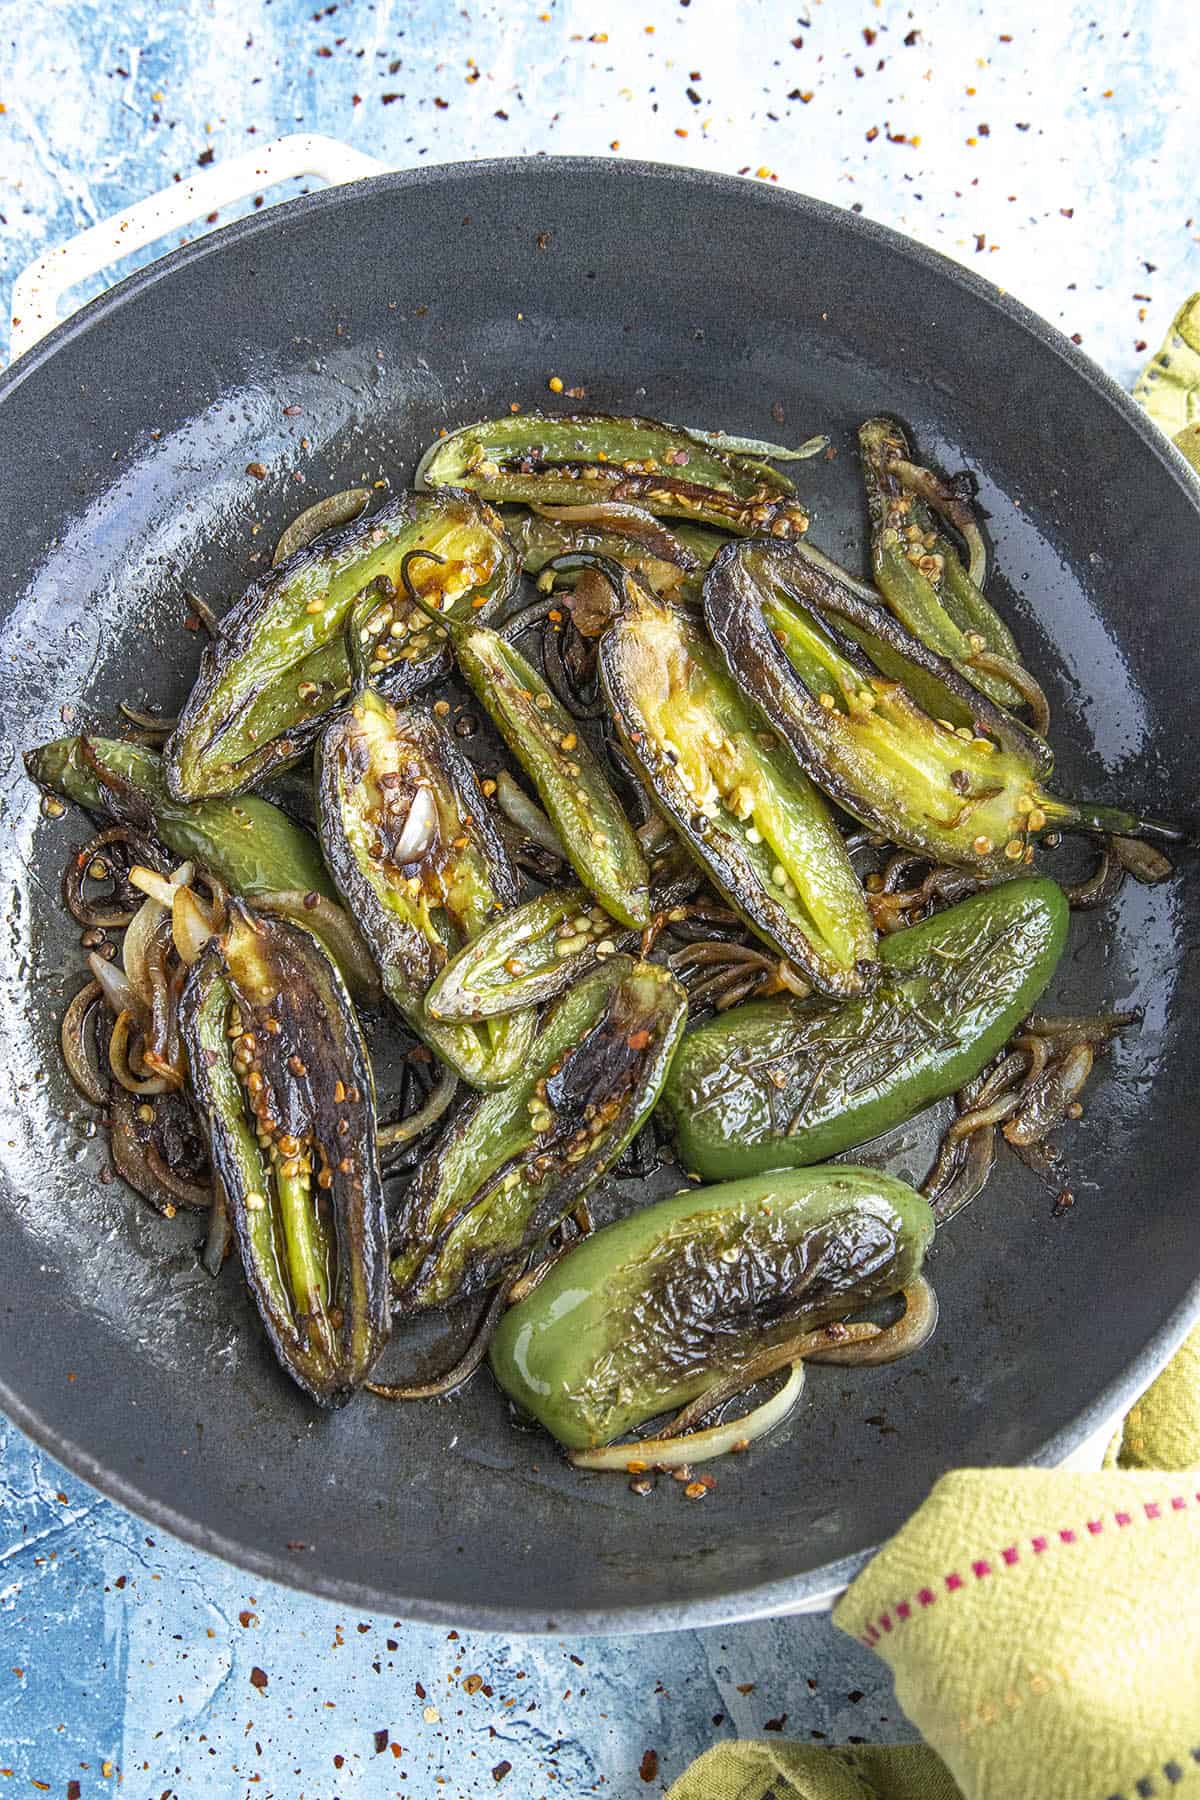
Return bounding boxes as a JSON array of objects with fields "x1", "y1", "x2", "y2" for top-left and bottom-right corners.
[{"x1": 0, "y1": 161, "x2": 1197, "y2": 1632}]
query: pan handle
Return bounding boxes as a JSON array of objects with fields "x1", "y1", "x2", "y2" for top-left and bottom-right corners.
[{"x1": 9, "y1": 133, "x2": 388, "y2": 362}]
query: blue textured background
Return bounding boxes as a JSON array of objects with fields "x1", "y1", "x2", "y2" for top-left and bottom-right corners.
[{"x1": 0, "y1": 0, "x2": 1195, "y2": 1790}]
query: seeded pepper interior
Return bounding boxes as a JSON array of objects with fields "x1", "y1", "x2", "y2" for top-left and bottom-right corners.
[{"x1": 27, "y1": 409, "x2": 1193, "y2": 1477}]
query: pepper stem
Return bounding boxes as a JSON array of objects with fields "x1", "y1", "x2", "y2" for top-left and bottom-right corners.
[{"x1": 1043, "y1": 795, "x2": 1195, "y2": 847}]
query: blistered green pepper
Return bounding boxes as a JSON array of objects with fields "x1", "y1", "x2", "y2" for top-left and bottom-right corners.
[
  {"x1": 166, "y1": 490, "x2": 519, "y2": 799},
  {"x1": 859, "y1": 417, "x2": 1026, "y2": 710},
  {"x1": 402, "y1": 556, "x2": 651, "y2": 927},
  {"x1": 588, "y1": 561, "x2": 877, "y2": 996},
  {"x1": 180, "y1": 904, "x2": 390, "y2": 1405},
  {"x1": 489, "y1": 1166, "x2": 934, "y2": 1450},
  {"x1": 424, "y1": 841, "x2": 696, "y2": 1022},
  {"x1": 25, "y1": 735, "x2": 335, "y2": 899},
  {"x1": 316, "y1": 686, "x2": 534, "y2": 1088},
  {"x1": 417, "y1": 413, "x2": 810, "y2": 534},
  {"x1": 661, "y1": 879, "x2": 1068, "y2": 1180},
  {"x1": 391, "y1": 956, "x2": 687, "y2": 1309},
  {"x1": 703, "y1": 538, "x2": 1186, "y2": 875}
]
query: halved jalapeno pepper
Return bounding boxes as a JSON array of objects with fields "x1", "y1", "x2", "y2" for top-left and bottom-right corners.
[
  {"x1": 180, "y1": 904, "x2": 389, "y2": 1405},
  {"x1": 859, "y1": 417, "x2": 1026, "y2": 710},
  {"x1": 390, "y1": 956, "x2": 687, "y2": 1309},
  {"x1": 317, "y1": 686, "x2": 534, "y2": 1088},
  {"x1": 703, "y1": 538, "x2": 1186, "y2": 875},
  {"x1": 166, "y1": 489, "x2": 519, "y2": 799},
  {"x1": 586, "y1": 561, "x2": 877, "y2": 996},
  {"x1": 417, "y1": 413, "x2": 810, "y2": 535}
]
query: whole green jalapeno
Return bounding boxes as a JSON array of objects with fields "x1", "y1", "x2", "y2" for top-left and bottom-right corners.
[
  {"x1": 180, "y1": 903, "x2": 390, "y2": 1405},
  {"x1": 489, "y1": 1165, "x2": 934, "y2": 1450},
  {"x1": 661, "y1": 879, "x2": 1068, "y2": 1181}
]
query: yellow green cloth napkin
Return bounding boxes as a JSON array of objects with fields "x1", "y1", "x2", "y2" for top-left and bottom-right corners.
[{"x1": 668, "y1": 304, "x2": 1200, "y2": 1800}]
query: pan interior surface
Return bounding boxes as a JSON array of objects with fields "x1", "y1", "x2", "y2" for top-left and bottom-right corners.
[{"x1": 0, "y1": 161, "x2": 1197, "y2": 1631}]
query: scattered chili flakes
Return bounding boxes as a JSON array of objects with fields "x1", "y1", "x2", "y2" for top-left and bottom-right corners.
[
  {"x1": 492, "y1": 1761, "x2": 513, "y2": 1782},
  {"x1": 249, "y1": 1666, "x2": 269, "y2": 1691},
  {"x1": 639, "y1": 1748, "x2": 659, "y2": 1782}
]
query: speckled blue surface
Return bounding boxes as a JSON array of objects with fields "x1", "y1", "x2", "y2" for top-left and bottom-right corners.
[{"x1": 0, "y1": 0, "x2": 1195, "y2": 1790}]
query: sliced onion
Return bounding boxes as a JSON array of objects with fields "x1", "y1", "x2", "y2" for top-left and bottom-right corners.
[
  {"x1": 531, "y1": 502, "x2": 700, "y2": 569},
  {"x1": 61, "y1": 980, "x2": 110, "y2": 1104},
  {"x1": 965, "y1": 649, "x2": 1050, "y2": 735},
  {"x1": 247, "y1": 891, "x2": 382, "y2": 1006},
  {"x1": 928, "y1": 1127, "x2": 996, "y2": 1227},
  {"x1": 378, "y1": 1065, "x2": 458, "y2": 1150},
  {"x1": 107, "y1": 1009, "x2": 171, "y2": 1096},
  {"x1": 129, "y1": 863, "x2": 191, "y2": 908},
  {"x1": 202, "y1": 1176, "x2": 233, "y2": 1275},
  {"x1": 273, "y1": 487, "x2": 371, "y2": 567},
  {"x1": 369, "y1": 1277, "x2": 514, "y2": 1402},
  {"x1": 804, "y1": 1279, "x2": 939, "y2": 1366},
  {"x1": 392, "y1": 784, "x2": 438, "y2": 863},
  {"x1": 495, "y1": 770, "x2": 565, "y2": 857},
  {"x1": 87, "y1": 951, "x2": 136, "y2": 1017},
  {"x1": 791, "y1": 540, "x2": 883, "y2": 607},
  {"x1": 1111, "y1": 834, "x2": 1174, "y2": 884},
  {"x1": 568, "y1": 1361, "x2": 806, "y2": 1472},
  {"x1": 118, "y1": 701, "x2": 178, "y2": 735},
  {"x1": 172, "y1": 884, "x2": 217, "y2": 965},
  {"x1": 1023, "y1": 1010, "x2": 1139, "y2": 1043}
]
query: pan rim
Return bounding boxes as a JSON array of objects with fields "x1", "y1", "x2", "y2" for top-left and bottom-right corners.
[{"x1": 2, "y1": 154, "x2": 1198, "y2": 1632}]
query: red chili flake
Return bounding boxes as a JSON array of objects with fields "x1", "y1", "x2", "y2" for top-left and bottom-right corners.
[
  {"x1": 415, "y1": 1681, "x2": 426, "y2": 1699},
  {"x1": 904, "y1": 28, "x2": 920, "y2": 44},
  {"x1": 245, "y1": 461, "x2": 268, "y2": 480},
  {"x1": 316, "y1": 45, "x2": 332, "y2": 57},
  {"x1": 536, "y1": 231, "x2": 552, "y2": 250},
  {"x1": 352, "y1": 93, "x2": 361, "y2": 105},
  {"x1": 974, "y1": 233, "x2": 986, "y2": 253},
  {"x1": 1135, "y1": 339, "x2": 1148, "y2": 352},
  {"x1": 978, "y1": 122, "x2": 990, "y2": 135},
  {"x1": 391, "y1": 1742, "x2": 403, "y2": 1756},
  {"x1": 492, "y1": 1762, "x2": 513, "y2": 1783},
  {"x1": 333, "y1": 1753, "x2": 345, "y2": 1768},
  {"x1": 639, "y1": 1749, "x2": 659, "y2": 1782},
  {"x1": 1053, "y1": 1189, "x2": 1075, "y2": 1216},
  {"x1": 764, "y1": 1714, "x2": 787, "y2": 1732},
  {"x1": 862, "y1": 25, "x2": 876, "y2": 43},
  {"x1": 1060, "y1": 207, "x2": 1075, "y2": 218},
  {"x1": 283, "y1": 403, "x2": 303, "y2": 417},
  {"x1": 249, "y1": 1666, "x2": 269, "y2": 1691},
  {"x1": 736, "y1": 1683, "x2": 756, "y2": 1694},
  {"x1": 434, "y1": 96, "x2": 449, "y2": 108},
  {"x1": 286, "y1": 1540, "x2": 309, "y2": 1550},
  {"x1": 114, "y1": 1575, "x2": 127, "y2": 1589},
  {"x1": 238, "y1": 1610, "x2": 257, "y2": 1628},
  {"x1": 68, "y1": 1785, "x2": 82, "y2": 1800},
  {"x1": 1070, "y1": 333, "x2": 1083, "y2": 345},
  {"x1": 381, "y1": 92, "x2": 401, "y2": 104},
  {"x1": 197, "y1": 147, "x2": 215, "y2": 167},
  {"x1": 374, "y1": 1729, "x2": 390, "y2": 1753},
  {"x1": 865, "y1": 125, "x2": 879, "y2": 142},
  {"x1": 627, "y1": 1029, "x2": 652, "y2": 1051},
  {"x1": 999, "y1": 32, "x2": 1013, "y2": 41},
  {"x1": 790, "y1": 34, "x2": 803, "y2": 47}
]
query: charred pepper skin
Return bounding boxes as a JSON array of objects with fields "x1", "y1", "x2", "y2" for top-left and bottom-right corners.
[
  {"x1": 703, "y1": 539, "x2": 1185, "y2": 875},
  {"x1": 390, "y1": 956, "x2": 687, "y2": 1310},
  {"x1": 859, "y1": 416, "x2": 1026, "y2": 711},
  {"x1": 165, "y1": 489, "x2": 519, "y2": 800},
  {"x1": 417, "y1": 413, "x2": 810, "y2": 535},
  {"x1": 25, "y1": 735, "x2": 336, "y2": 900},
  {"x1": 504, "y1": 507, "x2": 724, "y2": 606},
  {"x1": 180, "y1": 905, "x2": 390, "y2": 1405},
  {"x1": 316, "y1": 688, "x2": 534, "y2": 1088},
  {"x1": 592, "y1": 562, "x2": 878, "y2": 996},
  {"x1": 661, "y1": 879, "x2": 1068, "y2": 1181},
  {"x1": 489, "y1": 1166, "x2": 934, "y2": 1450}
]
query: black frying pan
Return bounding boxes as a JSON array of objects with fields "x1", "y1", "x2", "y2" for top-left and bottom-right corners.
[{"x1": 1, "y1": 159, "x2": 1198, "y2": 1633}]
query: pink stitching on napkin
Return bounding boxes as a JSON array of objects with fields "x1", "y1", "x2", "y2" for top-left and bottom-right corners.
[{"x1": 853, "y1": 1495, "x2": 1195, "y2": 1647}]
